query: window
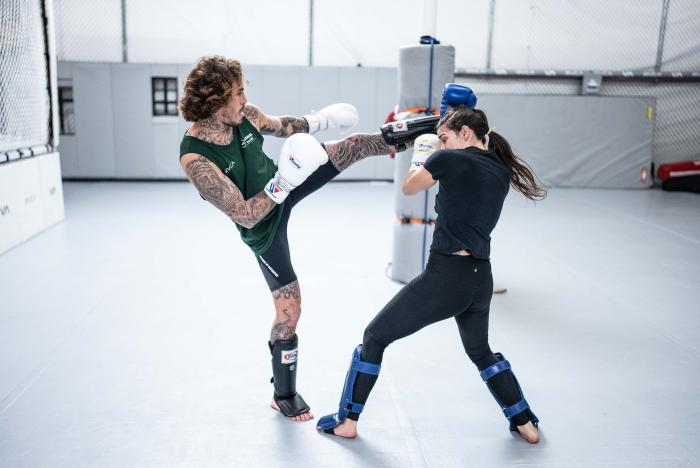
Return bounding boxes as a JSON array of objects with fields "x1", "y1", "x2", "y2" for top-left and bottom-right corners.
[
  {"x1": 152, "y1": 77, "x2": 178, "y2": 116},
  {"x1": 58, "y1": 86, "x2": 75, "y2": 135}
]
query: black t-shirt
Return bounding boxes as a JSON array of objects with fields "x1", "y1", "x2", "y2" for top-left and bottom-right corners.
[{"x1": 423, "y1": 147, "x2": 510, "y2": 259}]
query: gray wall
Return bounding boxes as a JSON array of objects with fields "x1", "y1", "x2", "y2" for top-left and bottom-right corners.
[
  {"x1": 456, "y1": 76, "x2": 699, "y2": 169},
  {"x1": 57, "y1": 62, "x2": 398, "y2": 180},
  {"x1": 478, "y1": 94, "x2": 654, "y2": 188},
  {"x1": 59, "y1": 61, "x2": 658, "y2": 187}
]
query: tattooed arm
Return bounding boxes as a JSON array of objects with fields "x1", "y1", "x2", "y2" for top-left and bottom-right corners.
[
  {"x1": 180, "y1": 153, "x2": 276, "y2": 229},
  {"x1": 243, "y1": 103, "x2": 309, "y2": 137}
]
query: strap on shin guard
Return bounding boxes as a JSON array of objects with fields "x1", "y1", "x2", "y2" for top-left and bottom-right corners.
[
  {"x1": 480, "y1": 353, "x2": 539, "y2": 431},
  {"x1": 380, "y1": 115, "x2": 440, "y2": 152},
  {"x1": 317, "y1": 344, "x2": 381, "y2": 432},
  {"x1": 269, "y1": 335, "x2": 309, "y2": 417}
]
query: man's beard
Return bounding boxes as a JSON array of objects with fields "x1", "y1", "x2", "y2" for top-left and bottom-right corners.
[{"x1": 226, "y1": 112, "x2": 242, "y2": 127}]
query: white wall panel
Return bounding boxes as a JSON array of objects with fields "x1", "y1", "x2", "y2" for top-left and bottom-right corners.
[
  {"x1": 126, "y1": 0, "x2": 227, "y2": 64},
  {"x1": 313, "y1": 0, "x2": 423, "y2": 67},
  {"x1": 0, "y1": 158, "x2": 42, "y2": 254},
  {"x1": 661, "y1": 0, "x2": 700, "y2": 71},
  {"x1": 436, "y1": 0, "x2": 490, "y2": 69},
  {"x1": 38, "y1": 153, "x2": 65, "y2": 228},
  {"x1": 126, "y1": 0, "x2": 308, "y2": 65},
  {"x1": 54, "y1": 0, "x2": 122, "y2": 62},
  {"x1": 53, "y1": 0, "x2": 699, "y2": 72},
  {"x1": 491, "y1": 0, "x2": 662, "y2": 70}
]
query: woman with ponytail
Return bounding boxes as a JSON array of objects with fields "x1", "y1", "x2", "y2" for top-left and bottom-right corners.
[{"x1": 317, "y1": 106, "x2": 545, "y2": 444}]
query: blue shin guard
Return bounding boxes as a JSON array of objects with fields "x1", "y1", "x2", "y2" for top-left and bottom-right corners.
[
  {"x1": 317, "y1": 345, "x2": 381, "y2": 434},
  {"x1": 480, "y1": 353, "x2": 539, "y2": 431}
]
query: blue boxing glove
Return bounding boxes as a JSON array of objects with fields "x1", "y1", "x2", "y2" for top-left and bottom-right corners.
[{"x1": 439, "y1": 83, "x2": 477, "y2": 116}]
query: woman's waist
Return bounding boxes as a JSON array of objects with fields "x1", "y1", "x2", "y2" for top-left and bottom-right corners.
[{"x1": 427, "y1": 250, "x2": 490, "y2": 267}]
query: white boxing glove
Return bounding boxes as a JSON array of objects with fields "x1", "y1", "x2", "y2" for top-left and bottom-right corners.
[
  {"x1": 303, "y1": 103, "x2": 359, "y2": 135},
  {"x1": 409, "y1": 133, "x2": 440, "y2": 171},
  {"x1": 264, "y1": 133, "x2": 329, "y2": 204}
]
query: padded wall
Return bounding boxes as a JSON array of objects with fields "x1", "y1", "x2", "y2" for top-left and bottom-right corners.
[{"x1": 0, "y1": 154, "x2": 65, "y2": 254}]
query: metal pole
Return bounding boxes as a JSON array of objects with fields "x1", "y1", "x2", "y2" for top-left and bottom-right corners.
[
  {"x1": 121, "y1": 0, "x2": 128, "y2": 63},
  {"x1": 41, "y1": 0, "x2": 59, "y2": 151},
  {"x1": 655, "y1": 0, "x2": 671, "y2": 72},
  {"x1": 486, "y1": 0, "x2": 496, "y2": 69},
  {"x1": 308, "y1": 0, "x2": 314, "y2": 66}
]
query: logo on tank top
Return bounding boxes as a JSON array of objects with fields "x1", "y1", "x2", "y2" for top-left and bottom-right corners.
[
  {"x1": 224, "y1": 161, "x2": 236, "y2": 174},
  {"x1": 241, "y1": 132, "x2": 255, "y2": 148}
]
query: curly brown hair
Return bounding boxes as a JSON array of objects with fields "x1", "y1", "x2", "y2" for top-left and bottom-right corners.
[{"x1": 179, "y1": 56, "x2": 243, "y2": 122}]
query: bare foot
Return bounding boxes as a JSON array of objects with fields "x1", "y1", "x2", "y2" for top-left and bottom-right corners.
[
  {"x1": 270, "y1": 400, "x2": 314, "y2": 422},
  {"x1": 516, "y1": 421, "x2": 539, "y2": 443},
  {"x1": 326, "y1": 418, "x2": 357, "y2": 438}
]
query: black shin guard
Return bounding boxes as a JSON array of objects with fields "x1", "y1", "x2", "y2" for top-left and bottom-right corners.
[
  {"x1": 480, "y1": 353, "x2": 538, "y2": 431},
  {"x1": 269, "y1": 335, "x2": 309, "y2": 417},
  {"x1": 380, "y1": 114, "x2": 440, "y2": 152}
]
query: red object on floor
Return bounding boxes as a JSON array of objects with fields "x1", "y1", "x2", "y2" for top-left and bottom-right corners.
[{"x1": 657, "y1": 160, "x2": 700, "y2": 181}]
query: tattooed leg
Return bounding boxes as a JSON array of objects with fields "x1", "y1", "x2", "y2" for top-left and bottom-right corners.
[
  {"x1": 270, "y1": 280, "x2": 302, "y2": 342},
  {"x1": 323, "y1": 133, "x2": 410, "y2": 172},
  {"x1": 268, "y1": 280, "x2": 312, "y2": 421}
]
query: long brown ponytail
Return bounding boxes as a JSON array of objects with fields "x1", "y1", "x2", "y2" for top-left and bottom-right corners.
[{"x1": 438, "y1": 106, "x2": 547, "y2": 201}]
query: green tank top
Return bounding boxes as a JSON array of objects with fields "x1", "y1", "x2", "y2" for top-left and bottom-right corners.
[{"x1": 179, "y1": 117, "x2": 284, "y2": 255}]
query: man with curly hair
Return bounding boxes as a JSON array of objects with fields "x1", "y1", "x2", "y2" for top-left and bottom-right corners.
[{"x1": 179, "y1": 56, "x2": 409, "y2": 422}]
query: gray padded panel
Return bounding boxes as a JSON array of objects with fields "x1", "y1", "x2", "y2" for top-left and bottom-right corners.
[
  {"x1": 58, "y1": 63, "x2": 398, "y2": 180},
  {"x1": 242, "y1": 66, "x2": 265, "y2": 107},
  {"x1": 73, "y1": 63, "x2": 115, "y2": 177},
  {"x1": 301, "y1": 67, "x2": 341, "y2": 115},
  {"x1": 336, "y1": 67, "x2": 396, "y2": 180},
  {"x1": 375, "y1": 67, "x2": 399, "y2": 115},
  {"x1": 398, "y1": 45, "x2": 455, "y2": 111},
  {"x1": 336, "y1": 67, "x2": 381, "y2": 180},
  {"x1": 391, "y1": 222, "x2": 434, "y2": 284},
  {"x1": 151, "y1": 64, "x2": 178, "y2": 77},
  {"x1": 154, "y1": 122, "x2": 183, "y2": 178},
  {"x1": 260, "y1": 66, "x2": 303, "y2": 166},
  {"x1": 57, "y1": 136, "x2": 78, "y2": 177},
  {"x1": 261, "y1": 66, "x2": 303, "y2": 118},
  {"x1": 370, "y1": 68, "x2": 400, "y2": 180},
  {"x1": 56, "y1": 61, "x2": 72, "y2": 79},
  {"x1": 177, "y1": 64, "x2": 194, "y2": 137},
  {"x1": 112, "y1": 64, "x2": 154, "y2": 177},
  {"x1": 478, "y1": 94, "x2": 654, "y2": 188}
]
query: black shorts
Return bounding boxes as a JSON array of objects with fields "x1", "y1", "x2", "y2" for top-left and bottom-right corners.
[{"x1": 256, "y1": 158, "x2": 339, "y2": 291}]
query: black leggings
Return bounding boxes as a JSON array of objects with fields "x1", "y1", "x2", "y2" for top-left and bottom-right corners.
[{"x1": 349, "y1": 252, "x2": 531, "y2": 427}]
